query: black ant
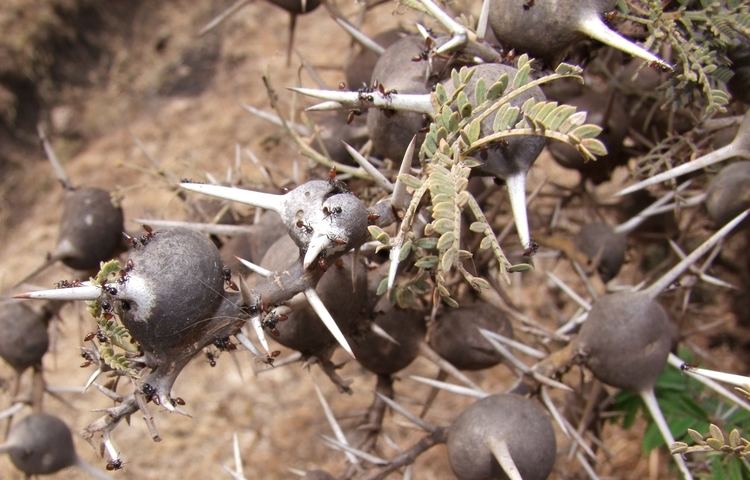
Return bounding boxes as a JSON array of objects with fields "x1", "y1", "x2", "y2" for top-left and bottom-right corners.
[
  {"x1": 141, "y1": 383, "x2": 156, "y2": 402},
  {"x1": 103, "y1": 285, "x2": 118, "y2": 296},
  {"x1": 261, "y1": 312, "x2": 286, "y2": 337},
  {"x1": 260, "y1": 350, "x2": 281, "y2": 366},
  {"x1": 80, "y1": 351, "x2": 95, "y2": 368},
  {"x1": 96, "y1": 331, "x2": 109, "y2": 343},
  {"x1": 522, "y1": 0, "x2": 534, "y2": 10},
  {"x1": 322, "y1": 205, "x2": 342, "y2": 218},
  {"x1": 357, "y1": 84, "x2": 375, "y2": 103},
  {"x1": 100, "y1": 300, "x2": 113, "y2": 314},
  {"x1": 213, "y1": 336, "x2": 237, "y2": 351},
  {"x1": 56, "y1": 279, "x2": 82, "y2": 289},
  {"x1": 106, "y1": 459, "x2": 124, "y2": 471},
  {"x1": 222, "y1": 266, "x2": 238, "y2": 291},
  {"x1": 523, "y1": 240, "x2": 539, "y2": 257},
  {"x1": 296, "y1": 219, "x2": 313, "y2": 234},
  {"x1": 118, "y1": 259, "x2": 134, "y2": 283},
  {"x1": 680, "y1": 362, "x2": 697, "y2": 371}
]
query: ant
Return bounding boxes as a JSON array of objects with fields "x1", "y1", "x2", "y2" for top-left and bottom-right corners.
[
  {"x1": 322, "y1": 205, "x2": 342, "y2": 218},
  {"x1": 141, "y1": 383, "x2": 156, "y2": 402},
  {"x1": 206, "y1": 351, "x2": 217, "y2": 367},
  {"x1": 259, "y1": 350, "x2": 281, "y2": 366},
  {"x1": 118, "y1": 259, "x2": 134, "y2": 283},
  {"x1": 213, "y1": 336, "x2": 237, "y2": 351},
  {"x1": 56, "y1": 279, "x2": 82, "y2": 289},
  {"x1": 80, "y1": 351, "x2": 95, "y2": 368},
  {"x1": 603, "y1": 10, "x2": 617, "y2": 23},
  {"x1": 296, "y1": 219, "x2": 313, "y2": 234},
  {"x1": 523, "y1": 240, "x2": 539, "y2": 257},
  {"x1": 102, "y1": 285, "x2": 118, "y2": 296},
  {"x1": 357, "y1": 83, "x2": 376, "y2": 103},
  {"x1": 222, "y1": 266, "x2": 238, "y2": 291},
  {"x1": 346, "y1": 109, "x2": 363, "y2": 124},
  {"x1": 680, "y1": 362, "x2": 697, "y2": 371},
  {"x1": 106, "y1": 459, "x2": 124, "y2": 471},
  {"x1": 100, "y1": 300, "x2": 113, "y2": 314},
  {"x1": 338, "y1": 81, "x2": 347, "y2": 90},
  {"x1": 261, "y1": 312, "x2": 286, "y2": 337},
  {"x1": 522, "y1": 0, "x2": 534, "y2": 10},
  {"x1": 96, "y1": 331, "x2": 109, "y2": 343},
  {"x1": 173, "y1": 397, "x2": 186, "y2": 406},
  {"x1": 367, "y1": 212, "x2": 380, "y2": 225}
]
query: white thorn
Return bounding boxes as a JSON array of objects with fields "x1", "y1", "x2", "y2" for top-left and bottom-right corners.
[
  {"x1": 578, "y1": 14, "x2": 671, "y2": 70},
  {"x1": 487, "y1": 437, "x2": 523, "y2": 480},
  {"x1": 0, "y1": 402, "x2": 24, "y2": 420},
  {"x1": 616, "y1": 143, "x2": 746, "y2": 196},
  {"x1": 506, "y1": 172, "x2": 530, "y2": 250},
  {"x1": 639, "y1": 389, "x2": 694, "y2": 480},
  {"x1": 417, "y1": 0, "x2": 468, "y2": 42},
  {"x1": 232, "y1": 433, "x2": 244, "y2": 477},
  {"x1": 546, "y1": 272, "x2": 592, "y2": 311},
  {"x1": 83, "y1": 368, "x2": 103, "y2": 392},
  {"x1": 250, "y1": 316, "x2": 270, "y2": 354},
  {"x1": 613, "y1": 180, "x2": 693, "y2": 234},
  {"x1": 236, "y1": 332, "x2": 262, "y2": 357},
  {"x1": 241, "y1": 104, "x2": 310, "y2": 135},
  {"x1": 370, "y1": 323, "x2": 399, "y2": 345},
  {"x1": 478, "y1": 328, "x2": 546, "y2": 359},
  {"x1": 678, "y1": 363, "x2": 750, "y2": 389},
  {"x1": 180, "y1": 183, "x2": 284, "y2": 213},
  {"x1": 160, "y1": 394, "x2": 176, "y2": 412},
  {"x1": 387, "y1": 243, "x2": 401, "y2": 290},
  {"x1": 303, "y1": 234, "x2": 333, "y2": 270},
  {"x1": 306, "y1": 100, "x2": 347, "y2": 111},
  {"x1": 415, "y1": 23, "x2": 432, "y2": 41},
  {"x1": 408, "y1": 375, "x2": 487, "y2": 398},
  {"x1": 667, "y1": 241, "x2": 736, "y2": 290},
  {"x1": 14, "y1": 285, "x2": 102, "y2": 301},
  {"x1": 235, "y1": 257, "x2": 272, "y2": 277},
  {"x1": 392, "y1": 135, "x2": 417, "y2": 210},
  {"x1": 304, "y1": 288, "x2": 354, "y2": 357},
  {"x1": 375, "y1": 393, "x2": 435, "y2": 432},
  {"x1": 668, "y1": 354, "x2": 750, "y2": 413},
  {"x1": 476, "y1": 0, "x2": 491, "y2": 39},
  {"x1": 290, "y1": 87, "x2": 435, "y2": 115},
  {"x1": 320, "y1": 435, "x2": 388, "y2": 465},
  {"x1": 333, "y1": 18, "x2": 385, "y2": 55},
  {"x1": 312, "y1": 381, "x2": 358, "y2": 464},
  {"x1": 198, "y1": 0, "x2": 251, "y2": 35},
  {"x1": 644, "y1": 209, "x2": 749, "y2": 297},
  {"x1": 38, "y1": 124, "x2": 71, "y2": 189},
  {"x1": 343, "y1": 143, "x2": 394, "y2": 192},
  {"x1": 133, "y1": 219, "x2": 257, "y2": 236}
]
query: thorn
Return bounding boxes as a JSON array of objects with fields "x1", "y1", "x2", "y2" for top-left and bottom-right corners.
[
  {"x1": 289, "y1": 87, "x2": 435, "y2": 115},
  {"x1": 577, "y1": 14, "x2": 671, "y2": 70},
  {"x1": 639, "y1": 388, "x2": 694, "y2": 480},
  {"x1": 250, "y1": 316, "x2": 271, "y2": 354},
  {"x1": 613, "y1": 179, "x2": 693, "y2": 234},
  {"x1": 311, "y1": 380, "x2": 358, "y2": 464},
  {"x1": 319, "y1": 435, "x2": 388, "y2": 465},
  {"x1": 180, "y1": 183, "x2": 284, "y2": 213},
  {"x1": 478, "y1": 328, "x2": 546, "y2": 359},
  {"x1": 236, "y1": 332, "x2": 262, "y2": 357},
  {"x1": 198, "y1": 0, "x2": 251, "y2": 35},
  {"x1": 545, "y1": 272, "x2": 592, "y2": 311},
  {"x1": 241, "y1": 104, "x2": 310, "y2": 134},
  {"x1": 232, "y1": 433, "x2": 244, "y2": 478},
  {"x1": 505, "y1": 172, "x2": 531, "y2": 250},
  {"x1": 667, "y1": 354, "x2": 750, "y2": 413},
  {"x1": 644, "y1": 209, "x2": 749, "y2": 298},
  {"x1": 304, "y1": 288, "x2": 354, "y2": 357},
  {"x1": 487, "y1": 437, "x2": 523, "y2": 480},
  {"x1": 408, "y1": 375, "x2": 487, "y2": 398},
  {"x1": 306, "y1": 100, "x2": 347, "y2": 111},
  {"x1": 14, "y1": 285, "x2": 102, "y2": 301},
  {"x1": 0, "y1": 403, "x2": 24, "y2": 421},
  {"x1": 132, "y1": 219, "x2": 257, "y2": 236},
  {"x1": 303, "y1": 234, "x2": 333, "y2": 270},
  {"x1": 235, "y1": 257, "x2": 272, "y2": 277},
  {"x1": 476, "y1": 0, "x2": 491, "y2": 39},
  {"x1": 238, "y1": 276, "x2": 255, "y2": 309},
  {"x1": 387, "y1": 243, "x2": 401, "y2": 290},
  {"x1": 391, "y1": 136, "x2": 416, "y2": 210},
  {"x1": 416, "y1": 0, "x2": 469, "y2": 53},
  {"x1": 343, "y1": 142, "x2": 394, "y2": 192},
  {"x1": 370, "y1": 323, "x2": 400, "y2": 345},
  {"x1": 615, "y1": 141, "x2": 745, "y2": 197},
  {"x1": 332, "y1": 17, "x2": 385, "y2": 55},
  {"x1": 375, "y1": 393, "x2": 435, "y2": 432}
]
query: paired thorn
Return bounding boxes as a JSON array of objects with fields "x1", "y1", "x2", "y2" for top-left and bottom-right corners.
[
  {"x1": 643, "y1": 209, "x2": 749, "y2": 298},
  {"x1": 613, "y1": 180, "x2": 693, "y2": 235},
  {"x1": 133, "y1": 219, "x2": 257, "y2": 236},
  {"x1": 616, "y1": 112, "x2": 750, "y2": 196},
  {"x1": 235, "y1": 257, "x2": 272, "y2": 277},
  {"x1": 409, "y1": 375, "x2": 487, "y2": 398}
]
